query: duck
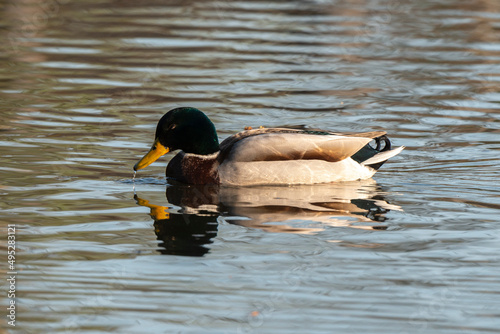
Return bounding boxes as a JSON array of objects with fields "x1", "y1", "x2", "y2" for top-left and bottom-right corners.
[{"x1": 134, "y1": 107, "x2": 404, "y2": 186}]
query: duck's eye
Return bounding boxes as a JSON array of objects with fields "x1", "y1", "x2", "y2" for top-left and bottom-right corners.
[{"x1": 168, "y1": 124, "x2": 177, "y2": 131}]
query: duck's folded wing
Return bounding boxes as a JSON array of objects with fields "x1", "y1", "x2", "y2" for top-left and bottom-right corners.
[{"x1": 223, "y1": 132, "x2": 375, "y2": 163}]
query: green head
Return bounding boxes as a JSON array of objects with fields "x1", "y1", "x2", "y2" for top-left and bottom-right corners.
[
  {"x1": 134, "y1": 107, "x2": 220, "y2": 171},
  {"x1": 155, "y1": 107, "x2": 220, "y2": 154}
]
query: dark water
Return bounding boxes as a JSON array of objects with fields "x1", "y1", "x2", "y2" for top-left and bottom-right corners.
[{"x1": 1, "y1": 0, "x2": 500, "y2": 333}]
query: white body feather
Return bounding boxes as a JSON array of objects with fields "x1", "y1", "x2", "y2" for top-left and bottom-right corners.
[
  {"x1": 215, "y1": 132, "x2": 404, "y2": 186},
  {"x1": 215, "y1": 132, "x2": 406, "y2": 186},
  {"x1": 219, "y1": 157, "x2": 376, "y2": 186}
]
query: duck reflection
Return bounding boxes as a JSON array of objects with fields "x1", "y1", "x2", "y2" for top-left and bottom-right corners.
[
  {"x1": 134, "y1": 184, "x2": 220, "y2": 256},
  {"x1": 134, "y1": 179, "x2": 401, "y2": 256},
  {"x1": 219, "y1": 180, "x2": 401, "y2": 233}
]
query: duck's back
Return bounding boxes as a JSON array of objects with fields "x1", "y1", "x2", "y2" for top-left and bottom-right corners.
[{"x1": 217, "y1": 128, "x2": 389, "y2": 186}]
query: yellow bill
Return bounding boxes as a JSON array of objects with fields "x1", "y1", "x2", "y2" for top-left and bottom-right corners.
[{"x1": 134, "y1": 139, "x2": 169, "y2": 171}]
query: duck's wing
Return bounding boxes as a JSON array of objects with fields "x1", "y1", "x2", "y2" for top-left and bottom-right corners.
[{"x1": 219, "y1": 128, "x2": 386, "y2": 163}]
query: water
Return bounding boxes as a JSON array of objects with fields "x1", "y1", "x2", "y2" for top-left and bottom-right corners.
[{"x1": 1, "y1": 0, "x2": 500, "y2": 333}]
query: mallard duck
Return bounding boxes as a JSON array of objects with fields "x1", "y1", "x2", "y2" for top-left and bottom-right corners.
[{"x1": 134, "y1": 107, "x2": 404, "y2": 186}]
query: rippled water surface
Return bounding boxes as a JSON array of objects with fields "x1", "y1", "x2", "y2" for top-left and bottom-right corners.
[{"x1": 1, "y1": 0, "x2": 500, "y2": 333}]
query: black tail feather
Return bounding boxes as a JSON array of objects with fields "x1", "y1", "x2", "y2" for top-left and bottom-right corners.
[{"x1": 351, "y1": 135, "x2": 392, "y2": 170}]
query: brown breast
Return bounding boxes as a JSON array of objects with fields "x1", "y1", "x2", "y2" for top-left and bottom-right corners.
[{"x1": 167, "y1": 152, "x2": 220, "y2": 184}]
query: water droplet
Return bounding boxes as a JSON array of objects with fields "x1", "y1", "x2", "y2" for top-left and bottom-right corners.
[{"x1": 132, "y1": 171, "x2": 137, "y2": 194}]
